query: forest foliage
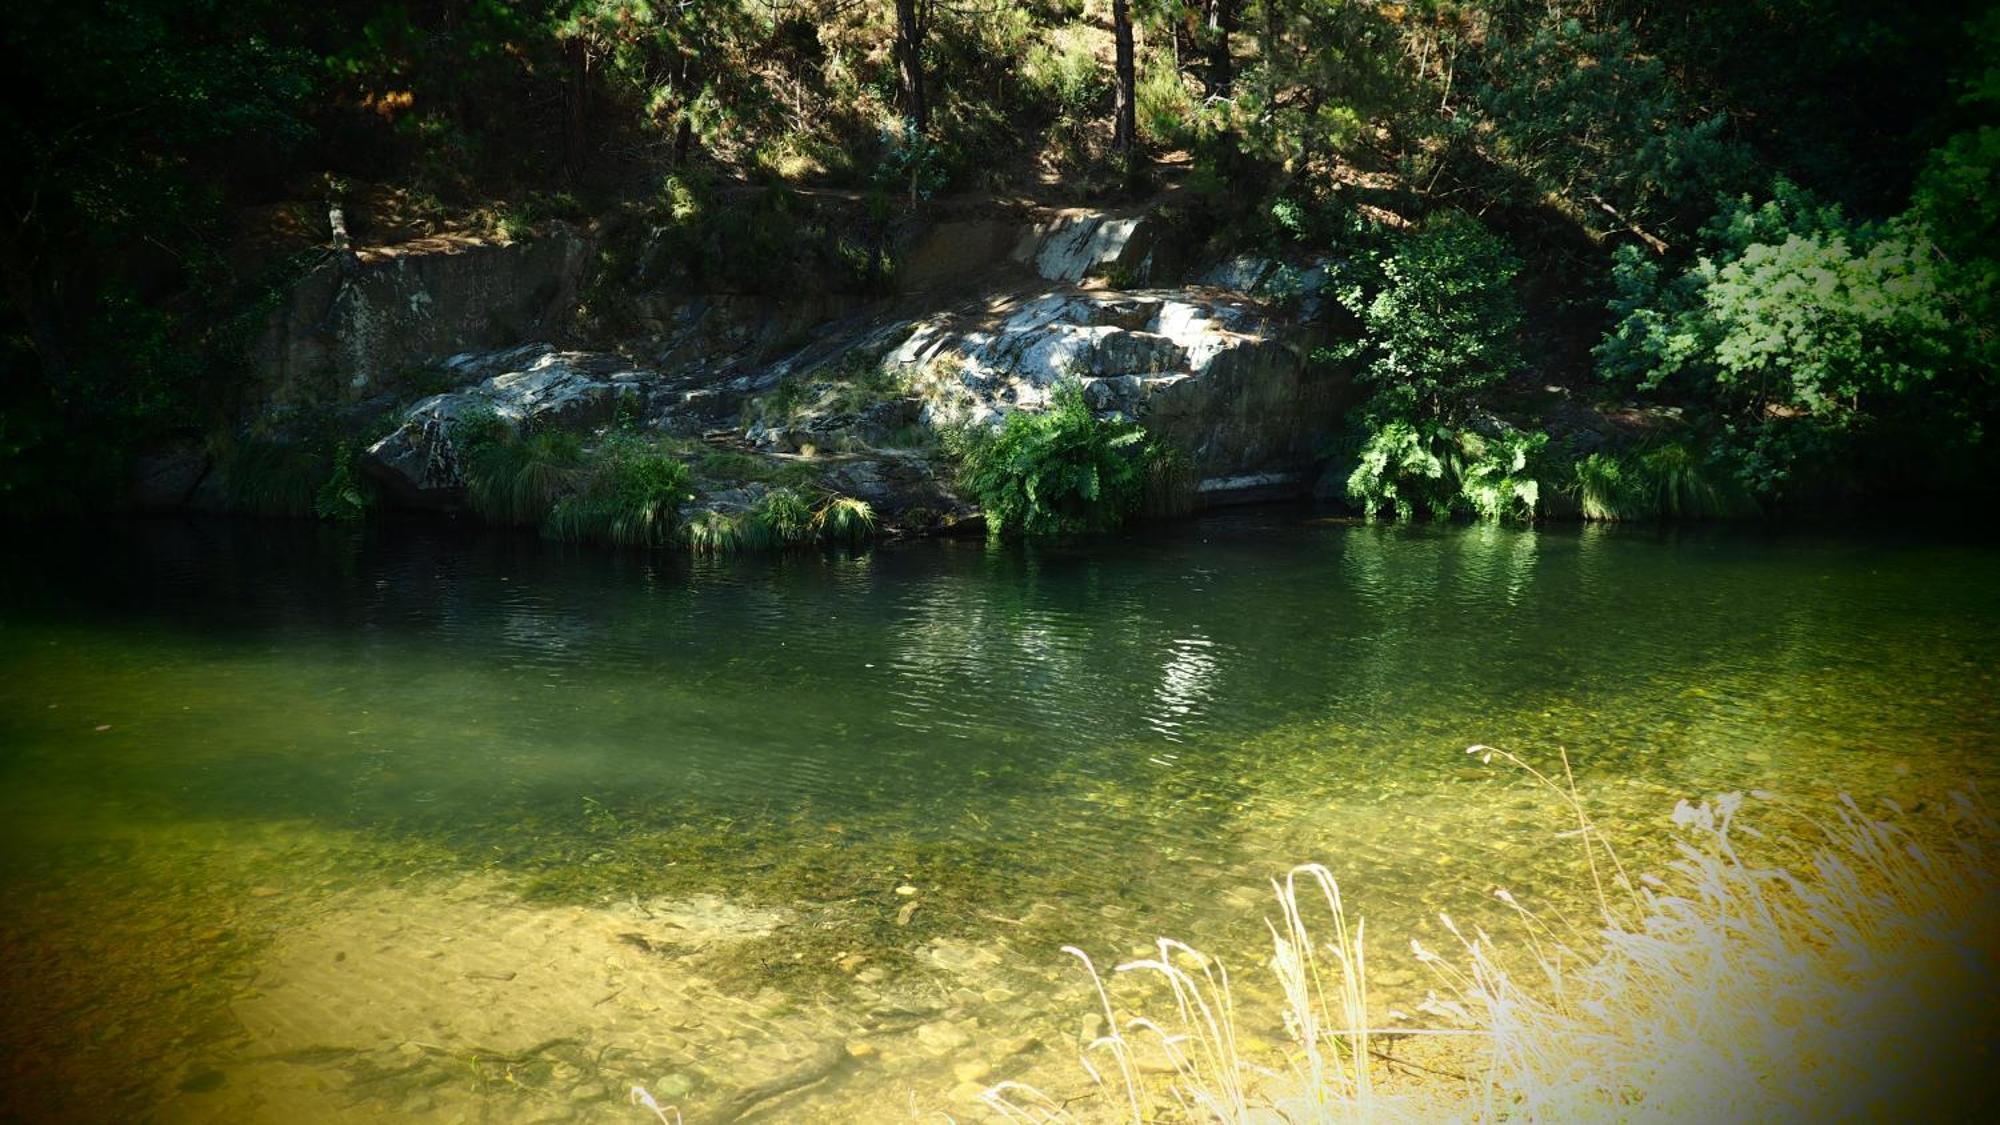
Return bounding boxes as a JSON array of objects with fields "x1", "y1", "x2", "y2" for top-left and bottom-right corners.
[{"x1": 1, "y1": 0, "x2": 1994, "y2": 519}]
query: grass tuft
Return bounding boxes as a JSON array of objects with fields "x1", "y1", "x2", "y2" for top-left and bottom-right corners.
[
  {"x1": 683, "y1": 509, "x2": 751, "y2": 554},
  {"x1": 812, "y1": 495, "x2": 876, "y2": 543},
  {"x1": 986, "y1": 753, "x2": 1996, "y2": 1122}
]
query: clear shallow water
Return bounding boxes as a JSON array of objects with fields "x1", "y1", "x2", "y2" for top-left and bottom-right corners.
[{"x1": 2, "y1": 513, "x2": 1996, "y2": 1121}]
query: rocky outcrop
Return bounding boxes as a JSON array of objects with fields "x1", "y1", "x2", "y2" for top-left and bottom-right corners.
[
  {"x1": 886, "y1": 288, "x2": 1353, "y2": 501},
  {"x1": 361, "y1": 343, "x2": 973, "y2": 525},
  {"x1": 239, "y1": 196, "x2": 1357, "y2": 526},
  {"x1": 363, "y1": 346, "x2": 667, "y2": 506},
  {"x1": 253, "y1": 227, "x2": 593, "y2": 408}
]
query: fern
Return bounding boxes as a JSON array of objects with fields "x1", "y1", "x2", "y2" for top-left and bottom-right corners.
[{"x1": 954, "y1": 381, "x2": 1150, "y2": 539}]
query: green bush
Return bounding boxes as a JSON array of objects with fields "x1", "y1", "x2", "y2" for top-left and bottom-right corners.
[
  {"x1": 683, "y1": 509, "x2": 750, "y2": 554},
  {"x1": 1459, "y1": 430, "x2": 1548, "y2": 522},
  {"x1": 752, "y1": 487, "x2": 816, "y2": 546},
  {"x1": 1327, "y1": 213, "x2": 1525, "y2": 422},
  {"x1": 219, "y1": 436, "x2": 326, "y2": 518},
  {"x1": 1565, "y1": 443, "x2": 1756, "y2": 522},
  {"x1": 811, "y1": 495, "x2": 876, "y2": 544},
  {"x1": 1141, "y1": 445, "x2": 1198, "y2": 519},
  {"x1": 1639, "y1": 441, "x2": 1755, "y2": 520},
  {"x1": 1596, "y1": 182, "x2": 1962, "y2": 502},
  {"x1": 1569, "y1": 452, "x2": 1646, "y2": 522},
  {"x1": 953, "y1": 381, "x2": 1150, "y2": 539},
  {"x1": 1344, "y1": 420, "x2": 1460, "y2": 521}
]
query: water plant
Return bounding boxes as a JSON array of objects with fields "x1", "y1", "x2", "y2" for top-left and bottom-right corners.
[
  {"x1": 1569, "y1": 451, "x2": 1644, "y2": 521},
  {"x1": 1458, "y1": 430, "x2": 1547, "y2": 523},
  {"x1": 218, "y1": 434, "x2": 329, "y2": 517},
  {"x1": 1639, "y1": 440, "x2": 1753, "y2": 519},
  {"x1": 1343, "y1": 419, "x2": 1459, "y2": 521},
  {"x1": 751, "y1": 487, "x2": 815, "y2": 545},
  {"x1": 451, "y1": 409, "x2": 584, "y2": 526},
  {"x1": 1141, "y1": 445, "x2": 1198, "y2": 519},
  {"x1": 312, "y1": 442, "x2": 370, "y2": 521}
]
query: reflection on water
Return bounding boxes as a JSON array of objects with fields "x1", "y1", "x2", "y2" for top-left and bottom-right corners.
[{"x1": 1, "y1": 514, "x2": 1996, "y2": 1121}]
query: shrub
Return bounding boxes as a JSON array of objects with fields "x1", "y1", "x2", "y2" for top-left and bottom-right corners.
[
  {"x1": 457, "y1": 425, "x2": 582, "y2": 527},
  {"x1": 683, "y1": 508, "x2": 750, "y2": 554},
  {"x1": 1569, "y1": 451, "x2": 1648, "y2": 521},
  {"x1": 219, "y1": 433, "x2": 329, "y2": 518},
  {"x1": 1347, "y1": 422, "x2": 1553, "y2": 523},
  {"x1": 1459, "y1": 430, "x2": 1548, "y2": 522},
  {"x1": 751, "y1": 487, "x2": 816, "y2": 546},
  {"x1": 1596, "y1": 182, "x2": 1962, "y2": 503},
  {"x1": 953, "y1": 381, "x2": 1150, "y2": 539},
  {"x1": 1328, "y1": 212, "x2": 1524, "y2": 422},
  {"x1": 1639, "y1": 440, "x2": 1754, "y2": 520},
  {"x1": 1141, "y1": 444, "x2": 1198, "y2": 519}
]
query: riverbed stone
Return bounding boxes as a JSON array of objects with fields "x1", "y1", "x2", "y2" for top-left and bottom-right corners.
[
  {"x1": 651, "y1": 1071, "x2": 697, "y2": 1099},
  {"x1": 916, "y1": 1021, "x2": 972, "y2": 1051}
]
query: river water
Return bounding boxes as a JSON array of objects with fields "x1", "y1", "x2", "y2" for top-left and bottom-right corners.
[{"x1": 2, "y1": 512, "x2": 1995, "y2": 1121}]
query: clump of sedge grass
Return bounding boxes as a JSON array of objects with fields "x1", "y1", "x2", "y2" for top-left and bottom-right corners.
[
  {"x1": 812, "y1": 495, "x2": 876, "y2": 543},
  {"x1": 683, "y1": 509, "x2": 751, "y2": 554},
  {"x1": 986, "y1": 749, "x2": 1996, "y2": 1122}
]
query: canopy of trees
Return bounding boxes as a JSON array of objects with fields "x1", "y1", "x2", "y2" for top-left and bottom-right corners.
[{"x1": 2, "y1": 0, "x2": 1993, "y2": 515}]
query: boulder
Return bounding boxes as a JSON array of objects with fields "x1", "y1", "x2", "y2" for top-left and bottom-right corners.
[
  {"x1": 1015, "y1": 212, "x2": 1155, "y2": 284},
  {"x1": 128, "y1": 450, "x2": 211, "y2": 509},
  {"x1": 363, "y1": 347, "x2": 666, "y2": 505},
  {"x1": 888, "y1": 288, "x2": 1357, "y2": 500}
]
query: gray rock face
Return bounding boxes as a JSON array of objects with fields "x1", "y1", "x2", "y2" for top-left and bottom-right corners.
[
  {"x1": 1014, "y1": 212, "x2": 1156, "y2": 284},
  {"x1": 888, "y1": 289, "x2": 1355, "y2": 501},
  {"x1": 1198, "y1": 254, "x2": 1340, "y2": 322},
  {"x1": 252, "y1": 227, "x2": 593, "y2": 408},
  {"x1": 363, "y1": 347, "x2": 665, "y2": 505}
]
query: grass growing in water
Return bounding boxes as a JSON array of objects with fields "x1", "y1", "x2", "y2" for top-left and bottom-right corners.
[
  {"x1": 542, "y1": 439, "x2": 692, "y2": 547},
  {"x1": 812, "y1": 495, "x2": 876, "y2": 543},
  {"x1": 985, "y1": 751, "x2": 1995, "y2": 1122},
  {"x1": 685, "y1": 493, "x2": 875, "y2": 553},
  {"x1": 454, "y1": 410, "x2": 583, "y2": 526}
]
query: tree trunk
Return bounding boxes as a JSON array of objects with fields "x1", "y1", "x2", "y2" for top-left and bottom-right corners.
[
  {"x1": 0, "y1": 222, "x2": 65, "y2": 389},
  {"x1": 1205, "y1": 0, "x2": 1236, "y2": 96},
  {"x1": 672, "y1": 52, "x2": 697, "y2": 166},
  {"x1": 1261, "y1": 0, "x2": 1281, "y2": 103},
  {"x1": 895, "y1": 0, "x2": 928, "y2": 136},
  {"x1": 1112, "y1": 0, "x2": 1137, "y2": 152},
  {"x1": 564, "y1": 38, "x2": 588, "y2": 180}
]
